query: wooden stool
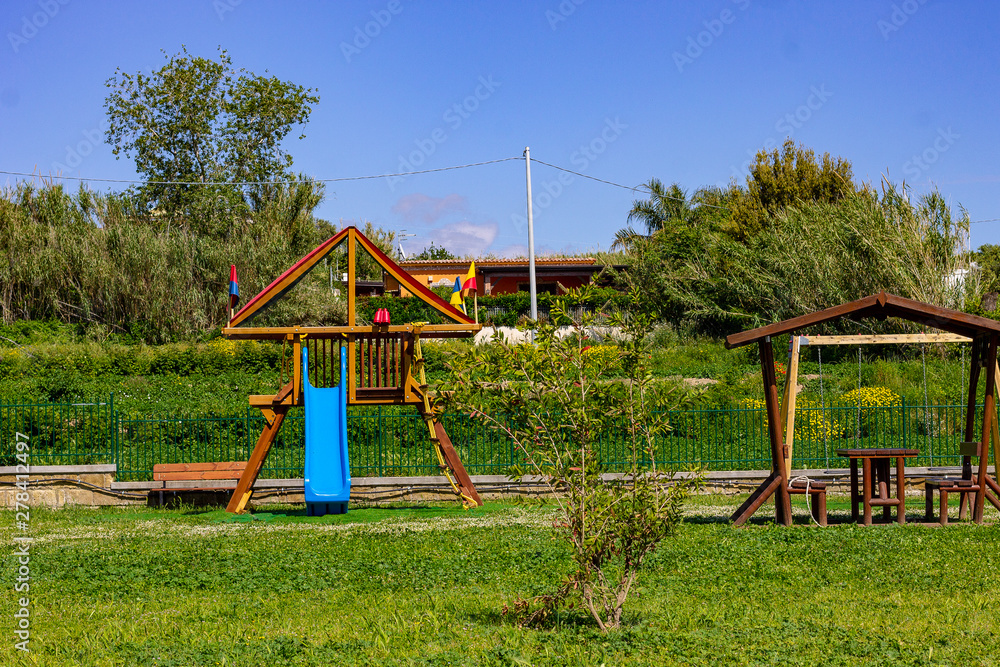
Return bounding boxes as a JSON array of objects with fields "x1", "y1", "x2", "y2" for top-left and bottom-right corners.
[
  {"x1": 924, "y1": 442, "x2": 980, "y2": 525},
  {"x1": 787, "y1": 479, "x2": 828, "y2": 526}
]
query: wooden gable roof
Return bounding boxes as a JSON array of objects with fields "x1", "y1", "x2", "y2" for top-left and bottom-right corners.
[
  {"x1": 229, "y1": 226, "x2": 475, "y2": 327},
  {"x1": 725, "y1": 291, "x2": 1000, "y2": 349}
]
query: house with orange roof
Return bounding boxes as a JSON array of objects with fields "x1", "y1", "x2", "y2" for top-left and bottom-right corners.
[{"x1": 384, "y1": 258, "x2": 612, "y2": 297}]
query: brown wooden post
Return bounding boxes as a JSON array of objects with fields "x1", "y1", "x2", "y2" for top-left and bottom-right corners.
[
  {"x1": 862, "y1": 457, "x2": 873, "y2": 526},
  {"x1": 964, "y1": 338, "x2": 983, "y2": 444},
  {"x1": 991, "y1": 406, "x2": 1000, "y2": 511},
  {"x1": 990, "y1": 362, "x2": 1000, "y2": 505},
  {"x1": 975, "y1": 335, "x2": 998, "y2": 522},
  {"x1": 226, "y1": 406, "x2": 288, "y2": 513},
  {"x1": 955, "y1": 338, "x2": 984, "y2": 519},
  {"x1": 849, "y1": 458, "x2": 859, "y2": 522},
  {"x1": 347, "y1": 229, "x2": 357, "y2": 403},
  {"x1": 761, "y1": 338, "x2": 792, "y2": 525},
  {"x1": 896, "y1": 454, "x2": 906, "y2": 525},
  {"x1": 292, "y1": 334, "x2": 302, "y2": 405}
]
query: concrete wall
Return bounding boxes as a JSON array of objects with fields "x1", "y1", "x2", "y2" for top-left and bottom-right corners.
[
  {"x1": 0, "y1": 465, "x2": 122, "y2": 508},
  {"x1": 1, "y1": 464, "x2": 975, "y2": 510}
]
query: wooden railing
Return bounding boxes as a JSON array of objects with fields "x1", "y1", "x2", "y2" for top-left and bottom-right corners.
[
  {"x1": 304, "y1": 337, "x2": 344, "y2": 389},
  {"x1": 290, "y1": 333, "x2": 415, "y2": 405},
  {"x1": 355, "y1": 333, "x2": 406, "y2": 390}
]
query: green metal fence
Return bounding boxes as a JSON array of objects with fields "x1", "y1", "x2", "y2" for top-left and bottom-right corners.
[
  {"x1": 0, "y1": 397, "x2": 988, "y2": 480},
  {"x1": 0, "y1": 396, "x2": 116, "y2": 467},
  {"x1": 655, "y1": 401, "x2": 980, "y2": 470}
]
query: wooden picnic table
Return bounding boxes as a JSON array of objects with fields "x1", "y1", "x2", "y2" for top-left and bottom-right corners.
[{"x1": 836, "y1": 448, "x2": 919, "y2": 526}]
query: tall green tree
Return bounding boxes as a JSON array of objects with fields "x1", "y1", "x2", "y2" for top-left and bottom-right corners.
[
  {"x1": 613, "y1": 180, "x2": 699, "y2": 260},
  {"x1": 104, "y1": 46, "x2": 320, "y2": 237},
  {"x1": 627, "y1": 179, "x2": 695, "y2": 234},
  {"x1": 611, "y1": 142, "x2": 970, "y2": 333},
  {"x1": 728, "y1": 139, "x2": 856, "y2": 239}
]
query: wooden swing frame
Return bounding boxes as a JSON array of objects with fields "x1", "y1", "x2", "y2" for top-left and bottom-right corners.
[{"x1": 726, "y1": 292, "x2": 1000, "y2": 526}]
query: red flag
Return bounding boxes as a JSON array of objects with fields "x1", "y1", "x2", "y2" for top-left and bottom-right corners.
[{"x1": 229, "y1": 265, "x2": 240, "y2": 311}]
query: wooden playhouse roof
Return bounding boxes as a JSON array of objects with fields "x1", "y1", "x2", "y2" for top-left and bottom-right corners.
[{"x1": 228, "y1": 226, "x2": 475, "y2": 328}]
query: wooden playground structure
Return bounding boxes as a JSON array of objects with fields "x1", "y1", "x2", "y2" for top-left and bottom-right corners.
[
  {"x1": 726, "y1": 291, "x2": 1000, "y2": 526},
  {"x1": 222, "y1": 226, "x2": 483, "y2": 513}
]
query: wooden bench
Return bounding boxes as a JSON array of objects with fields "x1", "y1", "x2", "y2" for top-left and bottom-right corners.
[
  {"x1": 924, "y1": 442, "x2": 980, "y2": 525},
  {"x1": 151, "y1": 462, "x2": 247, "y2": 506},
  {"x1": 787, "y1": 479, "x2": 828, "y2": 526}
]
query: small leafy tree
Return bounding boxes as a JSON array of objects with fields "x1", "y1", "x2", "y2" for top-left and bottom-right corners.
[
  {"x1": 447, "y1": 287, "x2": 700, "y2": 632},
  {"x1": 412, "y1": 242, "x2": 456, "y2": 260}
]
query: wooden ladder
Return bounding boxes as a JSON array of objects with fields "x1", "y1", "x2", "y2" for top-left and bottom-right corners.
[{"x1": 411, "y1": 327, "x2": 482, "y2": 508}]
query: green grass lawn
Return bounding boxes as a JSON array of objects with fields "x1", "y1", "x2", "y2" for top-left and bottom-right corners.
[{"x1": 3, "y1": 497, "x2": 1000, "y2": 666}]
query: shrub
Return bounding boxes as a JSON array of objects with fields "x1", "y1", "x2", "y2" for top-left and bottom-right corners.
[
  {"x1": 582, "y1": 344, "x2": 621, "y2": 374},
  {"x1": 738, "y1": 397, "x2": 836, "y2": 443},
  {"x1": 449, "y1": 287, "x2": 700, "y2": 632}
]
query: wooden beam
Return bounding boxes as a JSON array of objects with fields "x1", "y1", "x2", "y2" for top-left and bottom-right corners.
[
  {"x1": 731, "y1": 472, "x2": 783, "y2": 526},
  {"x1": 993, "y1": 361, "x2": 1000, "y2": 475},
  {"x1": 225, "y1": 404, "x2": 289, "y2": 513},
  {"x1": 223, "y1": 324, "x2": 481, "y2": 340},
  {"x1": 963, "y1": 339, "x2": 983, "y2": 494},
  {"x1": 229, "y1": 228, "x2": 350, "y2": 327},
  {"x1": 433, "y1": 420, "x2": 483, "y2": 506},
  {"x1": 801, "y1": 333, "x2": 972, "y2": 346},
  {"x1": 228, "y1": 225, "x2": 478, "y2": 331},
  {"x1": 155, "y1": 461, "x2": 246, "y2": 474},
  {"x1": 348, "y1": 231, "x2": 357, "y2": 405},
  {"x1": 353, "y1": 229, "x2": 475, "y2": 325},
  {"x1": 249, "y1": 395, "x2": 294, "y2": 407},
  {"x1": 779, "y1": 335, "x2": 802, "y2": 475},
  {"x1": 293, "y1": 335, "x2": 302, "y2": 407},
  {"x1": 976, "y1": 356, "x2": 1000, "y2": 520},
  {"x1": 155, "y1": 470, "x2": 246, "y2": 481},
  {"x1": 727, "y1": 293, "x2": 883, "y2": 349},
  {"x1": 347, "y1": 229, "x2": 356, "y2": 326},
  {"x1": 726, "y1": 291, "x2": 1000, "y2": 350}
]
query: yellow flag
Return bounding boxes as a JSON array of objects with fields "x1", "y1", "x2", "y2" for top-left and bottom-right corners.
[{"x1": 462, "y1": 261, "x2": 477, "y2": 296}]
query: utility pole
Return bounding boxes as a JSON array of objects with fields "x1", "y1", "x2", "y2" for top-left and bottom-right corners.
[{"x1": 524, "y1": 146, "x2": 537, "y2": 321}]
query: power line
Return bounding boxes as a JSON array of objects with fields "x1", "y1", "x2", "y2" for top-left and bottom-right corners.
[
  {"x1": 2, "y1": 155, "x2": 728, "y2": 210},
  {"x1": 0, "y1": 157, "x2": 522, "y2": 187},
  {"x1": 28, "y1": 157, "x2": 985, "y2": 220},
  {"x1": 528, "y1": 158, "x2": 731, "y2": 211},
  {"x1": 528, "y1": 158, "x2": 644, "y2": 193}
]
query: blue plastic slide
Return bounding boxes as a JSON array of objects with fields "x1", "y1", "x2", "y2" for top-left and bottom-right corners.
[{"x1": 302, "y1": 346, "x2": 351, "y2": 516}]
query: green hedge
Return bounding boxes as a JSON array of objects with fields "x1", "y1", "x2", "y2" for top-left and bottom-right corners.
[{"x1": 0, "y1": 340, "x2": 283, "y2": 381}]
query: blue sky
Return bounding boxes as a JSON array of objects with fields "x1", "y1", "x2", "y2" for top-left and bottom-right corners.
[{"x1": 2, "y1": 0, "x2": 998, "y2": 257}]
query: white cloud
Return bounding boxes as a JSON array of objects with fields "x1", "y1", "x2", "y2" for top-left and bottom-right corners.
[
  {"x1": 430, "y1": 220, "x2": 498, "y2": 257},
  {"x1": 391, "y1": 193, "x2": 468, "y2": 224},
  {"x1": 495, "y1": 243, "x2": 528, "y2": 258}
]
